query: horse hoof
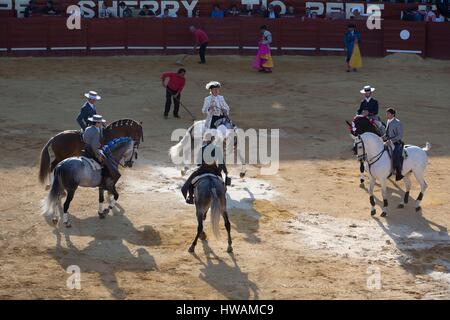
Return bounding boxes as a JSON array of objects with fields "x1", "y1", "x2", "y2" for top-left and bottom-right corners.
[
  {"x1": 200, "y1": 232, "x2": 207, "y2": 241},
  {"x1": 240, "y1": 172, "x2": 246, "y2": 178},
  {"x1": 398, "y1": 204, "x2": 404, "y2": 209},
  {"x1": 370, "y1": 209, "x2": 376, "y2": 216},
  {"x1": 359, "y1": 183, "x2": 365, "y2": 189},
  {"x1": 52, "y1": 218, "x2": 58, "y2": 225},
  {"x1": 415, "y1": 206, "x2": 422, "y2": 212},
  {"x1": 188, "y1": 246, "x2": 195, "y2": 253},
  {"x1": 380, "y1": 212, "x2": 387, "y2": 217},
  {"x1": 360, "y1": 179, "x2": 364, "y2": 184},
  {"x1": 227, "y1": 246, "x2": 233, "y2": 253},
  {"x1": 45, "y1": 185, "x2": 51, "y2": 191},
  {"x1": 98, "y1": 211, "x2": 106, "y2": 219}
]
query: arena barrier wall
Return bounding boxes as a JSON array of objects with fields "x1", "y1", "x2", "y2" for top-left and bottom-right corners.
[{"x1": 0, "y1": 17, "x2": 449, "y2": 59}]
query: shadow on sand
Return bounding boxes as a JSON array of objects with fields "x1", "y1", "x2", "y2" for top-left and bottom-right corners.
[
  {"x1": 191, "y1": 240, "x2": 259, "y2": 300},
  {"x1": 47, "y1": 204, "x2": 160, "y2": 299}
]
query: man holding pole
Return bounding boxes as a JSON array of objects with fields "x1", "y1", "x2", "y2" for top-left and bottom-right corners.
[
  {"x1": 160, "y1": 68, "x2": 186, "y2": 119},
  {"x1": 189, "y1": 26, "x2": 209, "y2": 64}
]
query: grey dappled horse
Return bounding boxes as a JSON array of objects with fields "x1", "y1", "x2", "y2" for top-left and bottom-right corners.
[
  {"x1": 42, "y1": 137, "x2": 135, "y2": 227},
  {"x1": 189, "y1": 174, "x2": 233, "y2": 254}
]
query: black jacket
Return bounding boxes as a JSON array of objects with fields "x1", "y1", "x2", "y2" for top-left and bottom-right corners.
[
  {"x1": 357, "y1": 98, "x2": 379, "y2": 116},
  {"x1": 76, "y1": 102, "x2": 97, "y2": 130}
]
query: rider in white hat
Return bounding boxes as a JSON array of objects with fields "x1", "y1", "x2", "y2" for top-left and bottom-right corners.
[
  {"x1": 202, "y1": 81, "x2": 230, "y2": 130},
  {"x1": 76, "y1": 91, "x2": 102, "y2": 130}
]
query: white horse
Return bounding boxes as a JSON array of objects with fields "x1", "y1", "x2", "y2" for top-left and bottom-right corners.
[
  {"x1": 169, "y1": 120, "x2": 246, "y2": 177},
  {"x1": 354, "y1": 132, "x2": 430, "y2": 217}
]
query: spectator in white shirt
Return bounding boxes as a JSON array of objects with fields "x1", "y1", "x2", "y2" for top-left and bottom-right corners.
[{"x1": 159, "y1": 8, "x2": 177, "y2": 18}]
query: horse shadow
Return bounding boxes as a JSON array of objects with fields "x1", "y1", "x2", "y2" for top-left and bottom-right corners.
[
  {"x1": 226, "y1": 187, "x2": 261, "y2": 244},
  {"x1": 370, "y1": 183, "x2": 450, "y2": 293},
  {"x1": 47, "y1": 204, "x2": 160, "y2": 299},
  {"x1": 191, "y1": 240, "x2": 259, "y2": 300}
]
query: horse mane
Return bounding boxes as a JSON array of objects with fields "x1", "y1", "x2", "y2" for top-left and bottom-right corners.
[
  {"x1": 102, "y1": 137, "x2": 132, "y2": 154},
  {"x1": 105, "y1": 119, "x2": 141, "y2": 130},
  {"x1": 104, "y1": 119, "x2": 143, "y2": 144}
]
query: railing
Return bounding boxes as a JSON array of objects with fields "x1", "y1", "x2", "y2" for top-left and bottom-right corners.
[{"x1": 0, "y1": 17, "x2": 449, "y2": 59}]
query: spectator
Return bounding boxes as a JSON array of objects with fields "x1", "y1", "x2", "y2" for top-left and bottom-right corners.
[
  {"x1": 210, "y1": 5, "x2": 224, "y2": 18},
  {"x1": 159, "y1": 8, "x2": 177, "y2": 18},
  {"x1": 139, "y1": 5, "x2": 155, "y2": 17},
  {"x1": 265, "y1": 5, "x2": 279, "y2": 19},
  {"x1": 42, "y1": 0, "x2": 59, "y2": 15},
  {"x1": 241, "y1": 4, "x2": 253, "y2": 16},
  {"x1": 24, "y1": 0, "x2": 36, "y2": 18},
  {"x1": 433, "y1": 11, "x2": 446, "y2": 22},
  {"x1": 304, "y1": 7, "x2": 313, "y2": 19},
  {"x1": 99, "y1": 2, "x2": 114, "y2": 18},
  {"x1": 351, "y1": 8, "x2": 365, "y2": 20},
  {"x1": 119, "y1": 1, "x2": 132, "y2": 17},
  {"x1": 227, "y1": 5, "x2": 240, "y2": 17},
  {"x1": 283, "y1": 6, "x2": 295, "y2": 17},
  {"x1": 327, "y1": 8, "x2": 345, "y2": 20},
  {"x1": 258, "y1": 5, "x2": 268, "y2": 17},
  {"x1": 424, "y1": 5, "x2": 436, "y2": 22}
]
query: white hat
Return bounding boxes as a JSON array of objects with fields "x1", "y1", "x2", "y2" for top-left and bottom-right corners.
[
  {"x1": 84, "y1": 91, "x2": 101, "y2": 100},
  {"x1": 205, "y1": 81, "x2": 221, "y2": 90},
  {"x1": 360, "y1": 85, "x2": 375, "y2": 94},
  {"x1": 88, "y1": 114, "x2": 107, "y2": 123}
]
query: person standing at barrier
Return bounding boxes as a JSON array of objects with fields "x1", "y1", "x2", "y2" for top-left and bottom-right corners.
[
  {"x1": 253, "y1": 25, "x2": 274, "y2": 73},
  {"x1": 161, "y1": 68, "x2": 186, "y2": 119},
  {"x1": 343, "y1": 24, "x2": 362, "y2": 72},
  {"x1": 189, "y1": 26, "x2": 209, "y2": 64}
]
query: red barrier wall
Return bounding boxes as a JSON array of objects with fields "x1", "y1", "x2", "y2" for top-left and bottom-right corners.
[{"x1": 0, "y1": 17, "x2": 449, "y2": 59}]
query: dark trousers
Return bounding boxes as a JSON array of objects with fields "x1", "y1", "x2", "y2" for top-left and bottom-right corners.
[
  {"x1": 199, "y1": 42, "x2": 208, "y2": 63},
  {"x1": 164, "y1": 88, "x2": 180, "y2": 116},
  {"x1": 393, "y1": 142, "x2": 404, "y2": 178}
]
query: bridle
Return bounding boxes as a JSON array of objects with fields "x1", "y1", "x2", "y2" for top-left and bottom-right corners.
[{"x1": 355, "y1": 135, "x2": 386, "y2": 171}]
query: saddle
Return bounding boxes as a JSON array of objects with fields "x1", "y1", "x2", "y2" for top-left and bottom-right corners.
[
  {"x1": 192, "y1": 173, "x2": 224, "y2": 186},
  {"x1": 80, "y1": 156, "x2": 103, "y2": 171}
]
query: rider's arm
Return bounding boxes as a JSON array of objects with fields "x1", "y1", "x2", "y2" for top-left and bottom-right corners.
[
  {"x1": 220, "y1": 97, "x2": 230, "y2": 116},
  {"x1": 202, "y1": 97, "x2": 210, "y2": 114},
  {"x1": 76, "y1": 106, "x2": 86, "y2": 129}
]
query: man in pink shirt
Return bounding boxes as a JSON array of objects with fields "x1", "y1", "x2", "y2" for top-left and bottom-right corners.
[{"x1": 189, "y1": 26, "x2": 209, "y2": 64}]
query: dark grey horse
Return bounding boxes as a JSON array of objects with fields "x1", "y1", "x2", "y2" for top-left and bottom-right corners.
[
  {"x1": 189, "y1": 174, "x2": 233, "y2": 253},
  {"x1": 41, "y1": 137, "x2": 135, "y2": 228}
]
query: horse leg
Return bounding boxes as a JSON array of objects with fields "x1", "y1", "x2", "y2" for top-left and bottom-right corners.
[
  {"x1": 369, "y1": 176, "x2": 376, "y2": 216},
  {"x1": 189, "y1": 212, "x2": 204, "y2": 253},
  {"x1": 398, "y1": 173, "x2": 411, "y2": 208},
  {"x1": 223, "y1": 210, "x2": 233, "y2": 253},
  {"x1": 413, "y1": 171, "x2": 428, "y2": 212},
  {"x1": 98, "y1": 187, "x2": 107, "y2": 219},
  {"x1": 63, "y1": 189, "x2": 76, "y2": 228},
  {"x1": 359, "y1": 161, "x2": 365, "y2": 187},
  {"x1": 380, "y1": 178, "x2": 388, "y2": 217}
]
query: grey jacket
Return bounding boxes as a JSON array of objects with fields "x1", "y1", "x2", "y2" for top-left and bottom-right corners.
[
  {"x1": 385, "y1": 118, "x2": 403, "y2": 143},
  {"x1": 83, "y1": 125, "x2": 102, "y2": 157}
]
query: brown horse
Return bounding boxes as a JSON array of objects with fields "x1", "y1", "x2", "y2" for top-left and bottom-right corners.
[{"x1": 39, "y1": 119, "x2": 144, "y2": 185}]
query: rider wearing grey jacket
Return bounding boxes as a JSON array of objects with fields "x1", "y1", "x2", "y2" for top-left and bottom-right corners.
[
  {"x1": 383, "y1": 108, "x2": 404, "y2": 181},
  {"x1": 83, "y1": 115, "x2": 121, "y2": 183}
]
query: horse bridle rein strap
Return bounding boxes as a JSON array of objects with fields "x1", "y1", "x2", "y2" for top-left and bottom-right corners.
[{"x1": 357, "y1": 136, "x2": 386, "y2": 170}]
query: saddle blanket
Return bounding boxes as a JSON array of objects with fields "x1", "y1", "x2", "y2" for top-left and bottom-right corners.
[
  {"x1": 80, "y1": 156, "x2": 103, "y2": 171},
  {"x1": 192, "y1": 173, "x2": 223, "y2": 186}
]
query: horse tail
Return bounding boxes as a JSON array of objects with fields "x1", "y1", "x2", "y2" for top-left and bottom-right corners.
[
  {"x1": 39, "y1": 137, "x2": 53, "y2": 185},
  {"x1": 210, "y1": 180, "x2": 222, "y2": 240},
  {"x1": 41, "y1": 166, "x2": 63, "y2": 216},
  {"x1": 423, "y1": 142, "x2": 431, "y2": 153},
  {"x1": 169, "y1": 125, "x2": 193, "y2": 164}
]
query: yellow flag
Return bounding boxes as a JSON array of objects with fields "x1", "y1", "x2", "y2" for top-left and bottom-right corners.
[{"x1": 350, "y1": 41, "x2": 362, "y2": 69}]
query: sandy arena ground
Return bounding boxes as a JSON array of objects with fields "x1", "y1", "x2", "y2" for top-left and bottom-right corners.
[{"x1": 0, "y1": 54, "x2": 449, "y2": 299}]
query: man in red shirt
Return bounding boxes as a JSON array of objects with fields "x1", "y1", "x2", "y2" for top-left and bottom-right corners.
[
  {"x1": 189, "y1": 26, "x2": 209, "y2": 64},
  {"x1": 160, "y1": 68, "x2": 186, "y2": 119}
]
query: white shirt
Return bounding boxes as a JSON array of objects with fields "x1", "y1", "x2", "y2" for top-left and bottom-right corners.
[
  {"x1": 364, "y1": 97, "x2": 372, "y2": 102},
  {"x1": 202, "y1": 95, "x2": 230, "y2": 116},
  {"x1": 87, "y1": 101, "x2": 96, "y2": 111}
]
